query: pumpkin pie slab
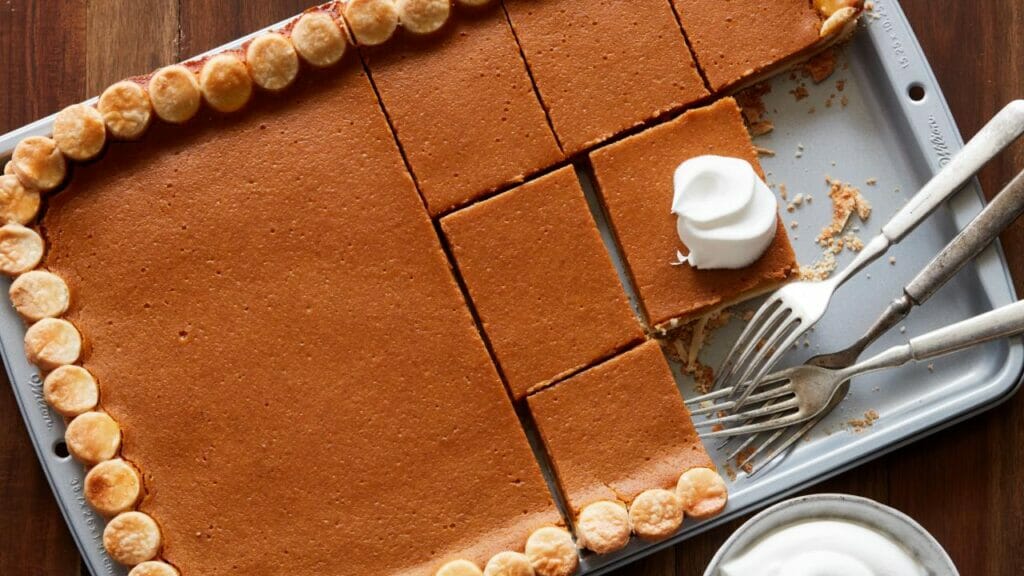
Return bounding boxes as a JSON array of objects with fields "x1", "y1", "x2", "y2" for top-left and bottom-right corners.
[
  {"x1": 503, "y1": 0, "x2": 709, "y2": 154},
  {"x1": 362, "y1": 3, "x2": 564, "y2": 216},
  {"x1": 589, "y1": 97, "x2": 797, "y2": 333},
  {"x1": 527, "y1": 340, "x2": 713, "y2": 517},
  {"x1": 672, "y1": 0, "x2": 863, "y2": 92},
  {"x1": 441, "y1": 166, "x2": 643, "y2": 400},
  {"x1": 41, "y1": 62, "x2": 561, "y2": 575}
]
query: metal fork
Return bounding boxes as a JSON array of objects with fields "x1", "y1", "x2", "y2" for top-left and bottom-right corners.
[
  {"x1": 705, "y1": 164, "x2": 1024, "y2": 472},
  {"x1": 713, "y1": 100, "x2": 1024, "y2": 407},
  {"x1": 691, "y1": 297, "x2": 1024, "y2": 438}
]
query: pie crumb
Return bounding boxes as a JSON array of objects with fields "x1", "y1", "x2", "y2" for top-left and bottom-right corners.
[
  {"x1": 801, "y1": 48, "x2": 837, "y2": 84},
  {"x1": 848, "y1": 409, "x2": 879, "y2": 433}
]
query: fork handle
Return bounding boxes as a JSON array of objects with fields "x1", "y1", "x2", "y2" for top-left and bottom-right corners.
[
  {"x1": 882, "y1": 100, "x2": 1024, "y2": 243},
  {"x1": 906, "y1": 168, "x2": 1024, "y2": 304},
  {"x1": 907, "y1": 299, "x2": 1024, "y2": 361}
]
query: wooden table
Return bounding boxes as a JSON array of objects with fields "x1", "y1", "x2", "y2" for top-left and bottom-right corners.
[{"x1": 1, "y1": 1, "x2": 1021, "y2": 574}]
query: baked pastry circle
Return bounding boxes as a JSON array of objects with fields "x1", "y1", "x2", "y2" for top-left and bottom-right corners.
[
  {"x1": 24, "y1": 317, "x2": 81, "y2": 370},
  {"x1": 43, "y1": 365, "x2": 99, "y2": 417},
  {"x1": 148, "y1": 65, "x2": 202, "y2": 124},
  {"x1": 437, "y1": 559, "x2": 484, "y2": 576},
  {"x1": 628, "y1": 489, "x2": 683, "y2": 540},
  {"x1": 9, "y1": 269, "x2": 70, "y2": 321},
  {"x1": 53, "y1": 103, "x2": 107, "y2": 161},
  {"x1": 0, "y1": 174, "x2": 41, "y2": 225},
  {"x1": 397, "y1": 0, "x2": 451, "y2": 35},
  {"x1": 345, "y1": 0, "x2": 400, "y2": 46},
  {"x1": 246, "y1": 33, "x2": 300, "y2": 91},
  {"x1": 483, "y1": 551, "x2": 534, "y2": 576},
  {"x1": 199, "y1": 53, "x2": 253, "y2": 113},
  {"x1": 128, "y1": 561, "x2": 180, "y2": 576},
  {"x1": 0, "y1": 223, "x2": 44, "y2": 276},
  {"x1": 65, "y1": 411, "x2": 121, "y2": 465},
  {"x1": 524, "y1": 526, "x2": 577, "y2": 576},
  {"x1": 85, "y1": 458, "x2": 142, "y2": 516},
  {"x1": 11, "y1": 136, "x2": 66, "y2": 191},
  {"x1": 291, "y1": 11, "x2": 348, "y2": 67},
  {"x1": 103, "y1": 511, "x2": 162, "y2": 566},
  {"x1": 576, "y1": 500, "x2": 630, "y2": 554},
  {"x1": 676, "y1": 467, "x2": 728, "y2": 519},
  {"x1": 98, "y1": 81, "x2": 153, "y2": 140}
]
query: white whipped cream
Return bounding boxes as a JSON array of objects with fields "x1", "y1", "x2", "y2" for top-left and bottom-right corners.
[
  {"x1": 720, "y1": 519, "x2": 927, "y2": 576},
  {"x1": 671, "y1": 155, "x2": 778, "y2": 269}
]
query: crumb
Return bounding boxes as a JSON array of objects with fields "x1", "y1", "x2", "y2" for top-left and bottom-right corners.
[
  {"x1": 836, "y1": 79, "x2": 846, "y2": 92},
  {"x1": 899, "y1": 326, "x2": 907, "y2": 334},
  {"x1": 755, "y1": 145, "x2": 776, "y2": 157},
  {"x1": 831, "y1": 160, "x2": 837, "y2": 166},
  {"x1": 790, "y1": 220, "x2": 799, "y2": 229},
  {"x1": 668, "y1": 311, "x2": 733, "y2": 394},
  {"x1": 735, "y1": 446, "x2": 755, "y2": 472},
  {"x1": 866, "y1": 177, "x2": 878, "y2": 186},
  {"x1": 795, "y1": 143, "x2": 805, "y2": 159},
  {"x1": 779, "y1": 183, "x2": 788, "y2": 200},
  {"x1": 848, "y1": 409, "x2": 879, "y2": 433},
  {"x1": 806, "y1": 194, "x2": 813, "y2": 203},
  {"x1": 750, "y1": 120, "x2": 774, "y2": 136},
  {"x1": 808, "y1": 106, "x2": 817, "y2": 114},
  {"x1": 724, "y1": 464, "x2": 737, "y2": 481},
  {"x1": 894, "y1": 186, "x2": 901, "y2": 194},
  {"x1": 866, "y1": 273, "x2": 872, "y2": 279},
  {"x1": 889, "y1": 256, "x2": 896, "y2": 265},
  {"x1": 742, "y1": 309, "x2": 756, "y2": 321},
  {"x1": 802, "y1": 48, "x2": 837, "y2": 83},
  {"x1": 816, "y1": 178, "x2": 872, "y2": 246},
  {"x1": 792, "y1": 193, "x2": 805, "y2": 206},
  {"x1": 790, "y1": 84, "x2": 809, "y2": 101},
  {"x1": 927, "y1": 363, "x2": 935, "y2": 372},
  {"x1": 737, "y1": 82, "x2": 775, "y2": 137},
  {"x1": 803, "y1": 338, "x2": 810, "y2": 347},
  {"x1": 843, "y1": 233, "x2": 864, "y2": 252},
  {"x1": 840, "y1": 95, "x2": 849, "y2": 108},
  {"x1": 798, "y1": 250, "x2": 837, "y2": 281}
]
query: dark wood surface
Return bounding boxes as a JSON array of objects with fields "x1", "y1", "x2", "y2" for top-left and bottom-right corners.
[{"x1": 0, "y1": 1, "x2": 1021, "y2": 574}]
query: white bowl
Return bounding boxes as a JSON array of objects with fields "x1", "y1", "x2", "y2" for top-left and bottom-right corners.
[{"x1": 704, "y1": 493, "x2": 958, "y2": 576}]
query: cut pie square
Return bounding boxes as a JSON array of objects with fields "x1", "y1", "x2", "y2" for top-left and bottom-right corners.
[
  {"x1": 672, "y1": 0, "x2": 847, "y2": 91},
  {"x1": 589, "y1": 97, "x2": 797, "y2": 332},
  {"x1": 363, "y1": 4, "x2": 564, "y2": 216},
  {"x1": 527, "y1": 340, "x2": 721, "y2": 544},
  {"x1": 504, "y1": 0, "x2": 709, "y2": 154},
  {"x1": 441, "y1": 165, "x2": 642, "y2": 399},
  {"x1": 42, "y1": 63, "x2": 560, "y2": 575}
]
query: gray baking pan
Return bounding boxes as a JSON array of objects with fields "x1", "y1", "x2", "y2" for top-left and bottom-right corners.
[{"x1": 1, "y1": 1, "x2": 1019, "y2": 575}]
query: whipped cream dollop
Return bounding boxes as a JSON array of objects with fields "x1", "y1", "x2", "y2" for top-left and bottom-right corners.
[
  {"x1": 671, "y1": 155, "x2": 778, "y2": 269},
  {"x1": 720, "y1": 519, "x2": 927, "y2": 576}
]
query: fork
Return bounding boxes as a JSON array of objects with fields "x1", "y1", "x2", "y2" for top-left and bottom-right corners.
[
  {"x1": 709, "y1": 165, "x2": 1024, "y2": 473},
  {"x1": 713, "y1": 100, "x2": 1024, "y2": 407},
  {"x1": 691, "y1": 297, "x2": 1024, "y2": 439}
]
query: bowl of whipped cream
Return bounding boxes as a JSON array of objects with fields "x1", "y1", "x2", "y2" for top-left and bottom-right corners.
[{"x1": 704, "y1": 493, "x2": 958, "y2": 576}]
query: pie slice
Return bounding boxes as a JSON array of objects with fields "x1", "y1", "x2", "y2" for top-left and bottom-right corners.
[
  {"x1": 363, "y1": 3, "x2": 563, "y2": 216},
  {"x1": 589, "y1": 97, "x2": 797, "y2": 333},
  {"x1": 527, "y1": 340, "x2": 723, "y2": 545},
  {"x1": 504, "y1": 0, "x2": 709, "y2": 154},
  {"x1": 672, "y1": 0, "x2": 863, "y2": 91},
  {"x1": 441, "y1": 165, "x2": 642, "y2": 399},
  {"x1": 42, "y1": 61, "x2": 560, "y2": 575}
]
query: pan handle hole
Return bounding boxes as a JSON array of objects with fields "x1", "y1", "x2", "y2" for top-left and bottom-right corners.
[
  {"x1": 908, "y1": 83, "x2": 927, "y2": 103},
  {"x1": 53, "y1": 440, "x2": 70, "y2": 459}
]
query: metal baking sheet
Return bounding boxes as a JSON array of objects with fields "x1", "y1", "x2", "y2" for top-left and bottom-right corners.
[{"x1": 1, "y1": 1, "x2": 1019, "y2": 575}]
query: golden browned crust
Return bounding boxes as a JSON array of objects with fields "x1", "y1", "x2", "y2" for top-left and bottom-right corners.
[
  {"x1": 53, "y1": 104, "x2": 106, "y2": 161},
  {"x1": 149, "y1": 66, "x2": 202, "y2": 124}
]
